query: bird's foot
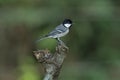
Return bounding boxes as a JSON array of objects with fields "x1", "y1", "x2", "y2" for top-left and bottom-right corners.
[{"x1": 58, "y1": 41, "x2": 68, "y2": 49}]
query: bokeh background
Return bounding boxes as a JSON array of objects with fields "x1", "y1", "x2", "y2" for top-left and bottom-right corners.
[{"x1": 0, "y1": 0, "x2": 120, "y2": 80}]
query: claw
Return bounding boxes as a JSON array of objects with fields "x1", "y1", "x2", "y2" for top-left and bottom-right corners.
[{"x1": 55, "y1": 38, "x2": 68, "y2": 49}]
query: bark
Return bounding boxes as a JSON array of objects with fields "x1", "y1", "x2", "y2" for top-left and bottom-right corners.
[{"x1": 33, "y1": 44, "x2": 68, "y2": 80}]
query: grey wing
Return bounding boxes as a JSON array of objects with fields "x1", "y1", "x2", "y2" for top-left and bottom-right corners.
[
  {"x1": 46, "y1": 28, "x2": 63, "y2": 37},
  {"x1": 46, "y1": 24, "x2": 66, "y2": 37}
]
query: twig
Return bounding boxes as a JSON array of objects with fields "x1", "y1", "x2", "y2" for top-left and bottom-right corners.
[{"x1": 33, "y1": 44, "x2": 68, "y2": 80}]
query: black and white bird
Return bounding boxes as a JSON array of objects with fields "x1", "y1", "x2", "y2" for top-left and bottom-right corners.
[{"x1": 36, "y1": 19, "x2": 72, "y2": 44}]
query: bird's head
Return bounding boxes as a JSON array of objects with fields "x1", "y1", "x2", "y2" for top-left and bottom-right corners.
[{"x1": 63, "y1": 19, "x2": 72, "y2": 28}]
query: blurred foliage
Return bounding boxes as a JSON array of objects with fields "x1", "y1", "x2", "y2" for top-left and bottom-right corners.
[
  {"x1": 0, "y1": 0, "x2": 120, "y2": 80},
  {"x1": 18, "y1": 57, "x2": 41, "y2": 80}
]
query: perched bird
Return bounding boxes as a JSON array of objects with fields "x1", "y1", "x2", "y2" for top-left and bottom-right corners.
[{"x1": 36, "y1": 19, "x2": 72, "y2": 44}]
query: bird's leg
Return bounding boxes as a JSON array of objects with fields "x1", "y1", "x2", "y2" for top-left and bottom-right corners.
[
  {"x1": 56, "y1": 38, "x2": 68, "y2": 48},
  {"x1": 56, "y1": 38, "x2": 63, "y2": 44}
]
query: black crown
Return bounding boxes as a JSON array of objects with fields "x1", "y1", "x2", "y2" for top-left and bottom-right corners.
[{"x1": 63, "y1": 19, "x2": 72, "y2": 24}]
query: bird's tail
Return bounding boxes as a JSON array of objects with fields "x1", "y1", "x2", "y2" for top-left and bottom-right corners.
[{"x1": 35, "y1": 36, "x2": 49, "y2": 43}]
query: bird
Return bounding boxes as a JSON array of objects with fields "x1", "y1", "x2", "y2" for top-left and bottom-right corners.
[{"x1": 36, "y1": 19, "x2": 72, "y2": 45}]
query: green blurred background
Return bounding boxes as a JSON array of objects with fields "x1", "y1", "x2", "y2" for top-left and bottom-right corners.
[{"x1": 0, "y1": 0, "x2": 120, "y2": 80}]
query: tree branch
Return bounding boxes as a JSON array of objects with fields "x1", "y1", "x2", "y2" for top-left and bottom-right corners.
[{"x1": 33, "y1": 44, "x2": 68, "y2": 80}]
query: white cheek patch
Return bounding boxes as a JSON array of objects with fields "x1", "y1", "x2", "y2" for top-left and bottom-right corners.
[{"x1": 64, "y1": 24, "x2": 71, "y2": 28}]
